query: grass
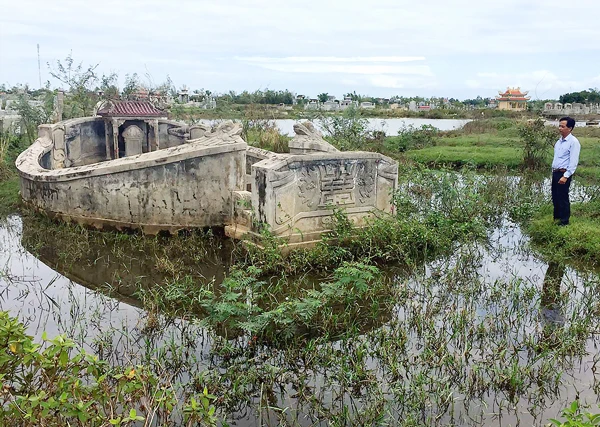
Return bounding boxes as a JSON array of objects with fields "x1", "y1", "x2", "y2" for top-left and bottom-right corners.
[
  {"x1": 407, "y1": 145, "x2": 522, "y2": 168},
  {"x1": 0, "y1": 176, "x2": 19, "y2": 217},
  {"x1": 391, "y1": 119, "x2": 600, "y2": 182},
  {"x1": 1, "y1": 118, "x2": 600, "y2": 424},
  {"x1": 0, "y1": 131, "x2": 31, "y2": 217},
  {"x1": 527, "y1": 200, "x2": 600, "y2": 267}
]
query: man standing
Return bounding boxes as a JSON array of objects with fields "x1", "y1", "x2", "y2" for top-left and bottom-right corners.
[{"x1": 551, "y1": 116, "x2": 580, "y2": 226}]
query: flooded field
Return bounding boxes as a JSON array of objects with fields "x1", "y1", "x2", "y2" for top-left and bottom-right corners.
[{"x1": 1, "y1": 171, "x2": 599, "y2": 426}]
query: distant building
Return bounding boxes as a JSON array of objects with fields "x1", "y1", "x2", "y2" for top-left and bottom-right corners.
[
  {"x1": 321, "y1": 100, "x2": 339, "y2": 111},
  {"x1": 339, "y1": 97, "x2": 357, "y2": 110},
  {"x1": 359, "y1": 101, "x2": 375, "y2": 109},
  {"x1": 543, "y1": 101, "x2": 600, "y2": 116},
  {"x1": 304, "y1": 99, "x2": 320, "y2": 110},
  {"x1": 496, "y1": 87, "x2": 530, "y2": 111},
  {"x1": 178, "y1": 88, "x2": 189, "y2": 103}
]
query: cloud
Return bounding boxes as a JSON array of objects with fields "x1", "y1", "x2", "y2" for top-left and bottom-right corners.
[
  {"x1": 234, "y1": 56, "x2": 435, "y2": 92},
  {"x1": 236, "y1": 56, "x2": 431, "y2": 75},
  {"x1": 1, "y1": 0, "x2": 598, "y2": 97},
  {"x1": 236, "y1": 56, "x2": 426, "y2": 63},
  {"x1": 465, "y1": 80, "x2": 482, "y2": 89},
  {"x1": 368, "y1": 75, "x2": 437, "y2": 90},
  {"x1": 369, "y1": 76, "x2": 406, "y2": 89}
]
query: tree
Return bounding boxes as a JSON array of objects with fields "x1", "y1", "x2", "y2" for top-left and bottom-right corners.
[
  {"x1": 519, "y1": 118, "x2": 556, "y2": 170},
  {"x1": 317, "y1": 93, "x2": 329, "y2": 103},
  {"x1": 154, "y1": 75, "x2": 177, "y2": 99},
  {"x1": 14, "y1": 91, "x2": 54, "y2": 142},
  {"x1": 559, "y1": 89, "x2": 600, "y2": 104},
  {"x1": 98, "y1": 73, "x2": 119, "y2": 100},
  {"x1": 317, "y1": 104, "x2": 369, "y2": 150},
  {"x1": 122, "y1": 73, "x2": 140, "y2": 99},
  {"x1": 47, "y1": 53, "x2": 99, "y2": 118}
]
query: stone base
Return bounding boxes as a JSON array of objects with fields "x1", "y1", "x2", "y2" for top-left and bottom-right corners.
[
  {"x1": 224, "y1": 224, "x2": 333, "y2": 253},
  {"x1": 31, "y1": 206, "x2": 197, "y2": 235}
]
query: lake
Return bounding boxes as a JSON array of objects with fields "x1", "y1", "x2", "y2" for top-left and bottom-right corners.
[{"x1": 199, "y1": 118, "x2": 471, "y2": 136}]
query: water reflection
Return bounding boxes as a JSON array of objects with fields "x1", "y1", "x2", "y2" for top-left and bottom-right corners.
[
  {"x1": 17, "y1": 214, "x2": 394, "y2": 341},
  {"x1": 19, "y1": 214, "x2": 232, "y2": 304},
  {"x1": 539, "y1": 261, "x2": 567, "y2": 350},
  {"x1": 540, "y1": 262, "x2": 566, "y2": 326}
]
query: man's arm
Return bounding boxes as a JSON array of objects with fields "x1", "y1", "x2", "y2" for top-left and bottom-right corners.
[{"x1": 564, "y1": 139, "x2": 581, "y2": 178}]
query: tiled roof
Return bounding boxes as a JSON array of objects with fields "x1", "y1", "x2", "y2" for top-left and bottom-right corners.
[
  {"x1": 498, "y1": 87, "x2": 529, "y2": 97},
  {"x1": 97, "y1": 101, "x2": 166, "y2": 117},
  {"x1": 497, "y1": 97, "x2": 529, "y2": 101}
]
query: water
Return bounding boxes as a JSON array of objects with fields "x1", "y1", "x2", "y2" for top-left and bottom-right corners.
[
  {"x1": 1, "y1": 193, "x2": 599, "y2": 425},
  {"x1": 273, "y1": 118, "x2": 471, "y2": 136},
  {"x1": 200, "y1": 118, "x2": 471, "y2": 136}
]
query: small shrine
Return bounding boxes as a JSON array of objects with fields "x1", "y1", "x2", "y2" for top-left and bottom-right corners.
[
  {"x1": 496, "y1": 87, "x2": 530, "y2": 111},
  {"x1": 96, "y1": 100, "x2": 167, "y2": 159}
]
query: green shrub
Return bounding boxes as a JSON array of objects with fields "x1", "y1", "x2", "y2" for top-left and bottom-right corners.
[
  {"x1": 519, "y1": 118, "x2": 556, "y2": 170},
  {"x1": 0, "y1": 311, "x2": 218, "y2": 426},
  {"x1": 385, "y1": 124, "x2": 438, "y2": 152},
  {"x1": 317, "y1": 105, "x2": 370, "y2": 150}
]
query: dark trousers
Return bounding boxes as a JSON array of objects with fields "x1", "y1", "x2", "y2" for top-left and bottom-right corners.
[{"x1": 551, "y1": 171, "x2": 572, "y2": 225}]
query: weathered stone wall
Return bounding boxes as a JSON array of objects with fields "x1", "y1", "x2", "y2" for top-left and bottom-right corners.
[
  {"x1": 245, "y1": 146, "x2": 290, "y2": 191},
  {"x1": 159, "y1": 121, "x2": 188, "y2": 148},
  {"x1": 250, "y1": 152, "x2": 398, "y2": 240},
  {"x1": 50, "y1": 117, "x2": 107, "y2": 168},
  {"x1": 17, "y1": 124, "x2": 247, "y2": 233},
  {"x1": 288, "y1": 122, "x2": 339, "y2": 155},
  {"x1": 66, "y1": 119, "x2": 106, "y2": 166}
]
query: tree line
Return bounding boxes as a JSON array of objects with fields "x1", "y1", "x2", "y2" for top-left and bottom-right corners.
[{"x1": 558, "y1": 88, "x2": 600, "y2": 104}]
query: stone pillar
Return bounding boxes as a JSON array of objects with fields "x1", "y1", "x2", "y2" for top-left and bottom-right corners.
[
  {"x1": 112, "y1": 119, "x2": 119, "y2": 159},
  {"x1": 153, "y1": 119, "x2": 159, "y2": 150},
  {"x1": 104, "y1": 120, "x2": 111, "y2": 160},
  {"x1": 52, "y1": 126, "x2": 66, "y2": 169},
  {"x1": 53, "y1": 91, "x2": 64, "y2": 123}
]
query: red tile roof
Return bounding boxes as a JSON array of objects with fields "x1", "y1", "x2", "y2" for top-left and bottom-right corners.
[
  {"x1": 496, "y1": 87, "x2": 530, "y2": 101},
  {"x1": 97, "y1": 101, "x2": 166, "y2": 117}
]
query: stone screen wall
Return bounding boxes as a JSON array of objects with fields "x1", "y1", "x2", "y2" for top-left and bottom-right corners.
[{"x1": 251, "y1": 152, "x2": 398, "y2": 240}]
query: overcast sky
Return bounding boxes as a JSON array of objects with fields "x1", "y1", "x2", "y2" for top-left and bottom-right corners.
[{"x1": 1, "y1": 0, "x2": 599, "y2": 100}]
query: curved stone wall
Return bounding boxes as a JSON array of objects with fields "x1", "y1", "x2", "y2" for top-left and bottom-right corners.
[{"x1": 16, "y1": 120, "x2": 247, "y2": 233}]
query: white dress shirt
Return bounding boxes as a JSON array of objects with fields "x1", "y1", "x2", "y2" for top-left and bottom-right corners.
[{"x1": 551, "y1": 133, "x2": 581, "y2": 178}]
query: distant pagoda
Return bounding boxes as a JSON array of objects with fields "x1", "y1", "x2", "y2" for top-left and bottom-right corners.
[{"x1": 496, "y1": 87, "x2": 530, "y2": 111}]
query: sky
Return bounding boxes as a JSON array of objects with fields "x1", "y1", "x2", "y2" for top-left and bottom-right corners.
[{"x1": 1, "y1": 0, "x2": 599, "y2": 101}]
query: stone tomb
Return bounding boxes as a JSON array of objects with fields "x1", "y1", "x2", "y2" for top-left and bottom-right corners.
[
  {"x1": 17, "y1": 115, "x2": 398, "y2": 249},
  {"x1": 225, "y1": 122, "x2": 398, "y2": 249}
]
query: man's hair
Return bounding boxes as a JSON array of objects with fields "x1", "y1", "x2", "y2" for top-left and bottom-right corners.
[{"x1": 559, "y1": 116, "x2": 576, "y2": 129}]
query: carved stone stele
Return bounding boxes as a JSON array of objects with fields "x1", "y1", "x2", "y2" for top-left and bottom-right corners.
[{"x1": 122, "y1": 125, "x2": 144, "y2": 157}]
